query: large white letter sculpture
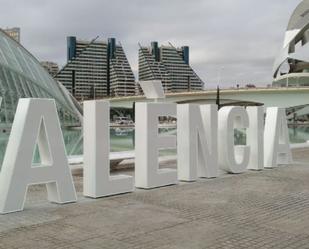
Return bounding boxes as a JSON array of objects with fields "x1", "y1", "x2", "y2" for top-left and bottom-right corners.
[
  {"x1": 135, "y1": 103, "x2": 177, "y2": 189},
  {"x1": 218, "y1": 106, "x2": 250, "y2": 174},
  {"x1": 247, "y1": 106, "x2": 264, "y2": 170},
  {"x1": 0, "y1": 99, "x2": 77, "y2": 214},
  {"x1": 177, "y1": 104, "x2": 218, "y2": 181},
  {"x1": 264, "y1": 107, "x2": 292, "y2": 168},
  {"x1": 83, "y1": 100, "x2": 134, "y2": 198}
]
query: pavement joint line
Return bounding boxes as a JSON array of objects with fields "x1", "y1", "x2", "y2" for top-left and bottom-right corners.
[{"x1": 0, "y1": 149, "x2": 309, "y2": 248}]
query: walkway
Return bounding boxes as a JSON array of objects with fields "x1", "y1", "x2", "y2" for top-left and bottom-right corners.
[{"x1": 0, "y1": 149, "x2": 309, "y2": 248}]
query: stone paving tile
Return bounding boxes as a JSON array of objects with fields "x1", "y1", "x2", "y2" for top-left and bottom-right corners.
[
  {"x1": 63, "y1": 202, "x2": 188, "y2": 241},
  {"x1": 0, "y1": 149, "x2": 309, "y2": 248},
  {"x1": 73, "y1": 237, "x2": 128, "y2": 249}
]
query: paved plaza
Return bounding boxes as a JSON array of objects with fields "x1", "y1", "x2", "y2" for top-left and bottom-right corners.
[{"x1": 0, "y1": 148, "x2": 309, "y2": 248}]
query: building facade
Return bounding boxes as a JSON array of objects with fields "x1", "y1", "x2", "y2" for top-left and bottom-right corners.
[
  {"x1": 0, "y1": 29, "x2": 84, "y2": 163},
  {"x1": 55, "y1": 37, "x2": 136, "y2": 99},
  {"x1": 138, "y1": 42, "x2": 204, "y2": 93},
  {"x1": 41, "y1": 61, "x2": 59, "y2": 77},
  {"x1": 3, "y1": 27, "x2": 20, "y2": 43},
  {"x1": 0, "y1": 29, "x2": 81, "y2": 128},
  {"x1": 273, "y1": 0, "x2": 309, "y2": 87}
]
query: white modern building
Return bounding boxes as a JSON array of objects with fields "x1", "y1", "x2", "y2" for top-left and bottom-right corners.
[
  {"x1": 138, "y1": 42, "x2": 204, "y2": 94},
  {"x1": 273, "y1": 0, "x2": 309, "y2": 87},
  {"x1": 41, "y1": 61, "x2": 59, "y2": 77},
  {"x1": 0, "y1": 29, "x2": 81, "y2": 128},
  {"x1": 3, "y1": 27, "x2": 20, "y2": 43},
  {"x1": 55, "y1": 37, "x2": 136, "y2": 99}
]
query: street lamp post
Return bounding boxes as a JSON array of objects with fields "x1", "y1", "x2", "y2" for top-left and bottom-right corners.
[{"x1": 217, "y1": 66, "x2": 224, "y2": 86}]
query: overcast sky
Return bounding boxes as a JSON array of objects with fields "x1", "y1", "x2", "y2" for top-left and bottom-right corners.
[{"x1": 0, "y1": 0, "x2": 302, "y2": 89}]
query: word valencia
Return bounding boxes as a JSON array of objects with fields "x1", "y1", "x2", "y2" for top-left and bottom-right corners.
[{"x1": 0, "y1": 98, "x2": 292, "y2": 214}]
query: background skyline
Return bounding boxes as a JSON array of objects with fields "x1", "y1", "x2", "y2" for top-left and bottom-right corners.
[{"x1": 0, "y1": 0, "x2": 301, "y2": 89}]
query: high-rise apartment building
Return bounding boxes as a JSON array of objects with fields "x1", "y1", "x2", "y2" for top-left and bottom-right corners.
[
  {"x1": 3, "y1": 27, "x2": 20, "y2": 43},
  {"x1": 55, "y1": 37, "x2": 136, "y2": 99},
  {"x1": 138, "y1": 42, "x2": 204, "y2": 93},
  {"x1": 40, "y1": 61, "x2": 59, "y2": 77}
]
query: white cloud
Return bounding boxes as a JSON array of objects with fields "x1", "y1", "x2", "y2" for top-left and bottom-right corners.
[{"x1": 0, "y1": 0, "x2": 302, "y2": 88}]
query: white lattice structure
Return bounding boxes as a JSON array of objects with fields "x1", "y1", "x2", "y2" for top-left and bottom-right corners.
[{"x1": 273, "y1": 0, "x2": 309, "y2": 86}]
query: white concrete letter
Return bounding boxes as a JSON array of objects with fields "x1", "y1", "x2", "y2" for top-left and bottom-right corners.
[
  {"x1": 0, "y1": 99, "x2": 77, "y2": 214},
  {"x1": 83, "y1": 100, "x2": 134, "y2": 198},
  {"x1": 177, "y1": 104, "x2": 218, "y2": 181},
  {"x1": 218, "y1": 106, "x2": 250, "y2": 174},
  {"x1": 264, "y1": 107, "x2": 292, "y2": 168},
  {"x1": 135, "y1": 102, "x2": 177, "y2": 189},
  {"x1": 247, "y1": 106, "x2": 264, "y2": 170}
]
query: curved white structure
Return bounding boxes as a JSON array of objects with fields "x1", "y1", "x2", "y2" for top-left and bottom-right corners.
[
  {"x1": 0, "y1": 29, "x2": 81, "y2": 127},
  {"x1": 273, "y1": 0, "x2": 309, "y2": 86}
]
